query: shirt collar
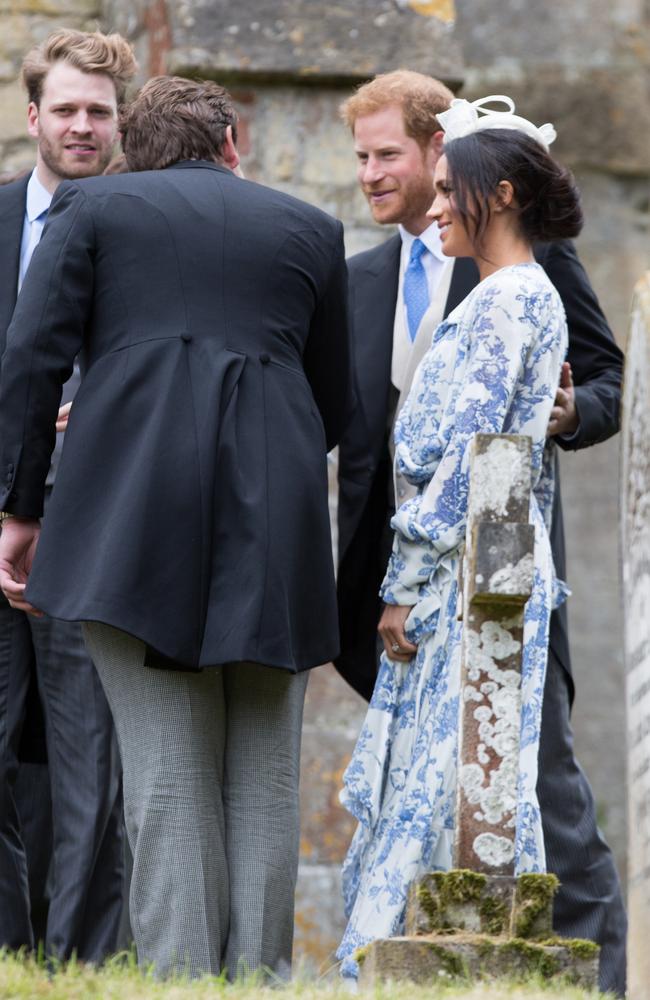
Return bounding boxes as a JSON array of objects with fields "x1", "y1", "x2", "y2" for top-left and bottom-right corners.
[
  {"x1": 25, "y1": 168, "x2": 53, "y2": 223},
  {"x1": 398, "y1": 220, "x2": 446, "y2": 263}
]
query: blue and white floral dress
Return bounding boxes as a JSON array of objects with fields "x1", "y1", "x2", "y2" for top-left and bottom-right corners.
[{"x1": 337, "y1": 263, "x2": 568, "y2": 977}]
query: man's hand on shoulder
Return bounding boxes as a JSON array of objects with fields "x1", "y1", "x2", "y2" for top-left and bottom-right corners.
[
  {"x1": 56, "y1": 401, "x2": 72, "y2": 432},
  {"x1": 0, "y1": 517, "x2": 43, "y2": 615},
  {"x1": 548, "y1": 361, "x2": 579, "y2": 438}
]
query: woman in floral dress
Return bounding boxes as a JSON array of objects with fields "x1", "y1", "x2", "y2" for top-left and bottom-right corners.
[{"x1": 337, "y1": 97, "x2": 584, "y2": 977}]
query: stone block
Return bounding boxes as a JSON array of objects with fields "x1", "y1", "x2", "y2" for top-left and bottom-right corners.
[
  {"x1": 460, "y1": 65, "x2": 650, "y2": 175},
  {"x1": 157, "y1": 0, "x2": 463, "y2": 84},
  {"x1": 467, "y1": 434, "x2": 532, "y2": 526},
  {"x1": 405, "y1": 870, "x2": 556, "y2": 939},
  {"x1": 0, "y1": 0, "x2": 99, "y2": 11},
  {"x1": 406, "y1": 871, "x2": 517, "y2": 937},
  {"x1": 356, "y1": 933, "x2": 599, "y2": 989},
  {"x1": 466, "y1": 522, "x2": 534, "y2": 606}
]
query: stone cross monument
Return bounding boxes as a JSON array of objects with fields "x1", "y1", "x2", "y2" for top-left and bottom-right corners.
[
  {"x1": 455, "y1": 434, "x2": 535, "y2": 875},
  {"x1": 621, "y1": 272, "x2": 650, "y2": 1000}
]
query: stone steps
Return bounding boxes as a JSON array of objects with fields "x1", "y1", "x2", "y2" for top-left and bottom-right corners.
[{"x1": 357, "y1": 870, "x2": 599, "y2": 989}]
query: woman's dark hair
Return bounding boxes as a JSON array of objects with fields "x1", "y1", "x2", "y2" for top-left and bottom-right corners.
[{"x1": 443, "y1": 129, "x2": 583, "y2": 248}]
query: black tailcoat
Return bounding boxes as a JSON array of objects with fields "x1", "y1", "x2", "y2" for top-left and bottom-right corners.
[
  {"x1": 336, "y1": 233, "x2": 624, "y2": 700},
  {"x1": 0, "y1": 162, "x2": 353, "y2": 673}
]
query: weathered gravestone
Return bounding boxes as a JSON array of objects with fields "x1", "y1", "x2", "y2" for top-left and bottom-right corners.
[
  {"x1": 621, "y1": 272, "x2": 650, "y2": 1000},
  {"x1": 357, "y1": 434, "x2": 599, "y2": 988}
]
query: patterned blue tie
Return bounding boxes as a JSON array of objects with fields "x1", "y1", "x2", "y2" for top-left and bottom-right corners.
[{"x1": 403, "y1": 237, "x2": 429, "y2": 342}]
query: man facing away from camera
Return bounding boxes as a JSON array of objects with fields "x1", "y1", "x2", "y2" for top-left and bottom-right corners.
[
  {"x1": 0, "y1": 28, "x2": 136, "y2": 962},
  {"x1": 0, "y1": 75, "x2": 352, "y2": 979},
  {"x1": 335, "y1": 69, "x2": 627, "y2": 997}
]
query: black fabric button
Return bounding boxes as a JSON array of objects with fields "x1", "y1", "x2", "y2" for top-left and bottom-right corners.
[
  {"x1": 7, "y1": 464, "x2": 13, "y2": 472},
  {"x1": 181, "y1": 333, "x2": 192, "y2": 343},
  {"x1": 259, "y1": 353, "x2": 270, "y2": 364}
]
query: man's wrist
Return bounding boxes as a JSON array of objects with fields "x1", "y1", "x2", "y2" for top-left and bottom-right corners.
[{"x1": 0, "y1": 512, "x2": 39, "y2": 527}]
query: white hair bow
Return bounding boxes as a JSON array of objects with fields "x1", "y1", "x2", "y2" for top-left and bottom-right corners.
[{"x1": 438, "y1": 95, "x2": 557, "y2": 151}]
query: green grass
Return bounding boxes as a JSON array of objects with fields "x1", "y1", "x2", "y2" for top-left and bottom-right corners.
[{"x1": 0, "y1": 951, "x2": 613, "y2": 1000}]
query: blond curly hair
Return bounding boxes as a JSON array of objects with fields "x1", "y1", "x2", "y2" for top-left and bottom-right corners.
[{"x1": 22, "y1": 28, "x2": 137, "y2": 106}]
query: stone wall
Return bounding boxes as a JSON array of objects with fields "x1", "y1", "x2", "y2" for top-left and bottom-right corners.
[{"x1": 0, "y1": 0, "x2": 647, "y2": 970}]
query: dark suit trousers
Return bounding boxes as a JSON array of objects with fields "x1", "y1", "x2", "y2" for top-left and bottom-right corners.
[
  {"x1": 0, "y1": 595, "x2": 124, "y2": 960},
  {"x1": 538, "y1": 643, "x2": 627, "y2": 998}
]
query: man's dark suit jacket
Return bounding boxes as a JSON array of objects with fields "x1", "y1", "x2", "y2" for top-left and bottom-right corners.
[
  {"x1": 336, "y1": 233, "x2": 623, "y2": 701},
  {"x1": 0, "y1": 174, "x2": 79, "y2": 487},
  {"x1": 0, "y1": 174, "x2": 48, "y2": 766},
  {"x1": 0, "y1": 160, "x2": 353, "y2": 673},
  {"x1": 0, "y1": 174, "x2": 30, "y2": 345}
]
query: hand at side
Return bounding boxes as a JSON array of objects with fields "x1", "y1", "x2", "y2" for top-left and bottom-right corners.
[
  {"x1": 378, "y1": 603, "x2": 418, "y2": 662},
  {"x1": 0, "y1": 517, "x2": 43, "y2": 615}
]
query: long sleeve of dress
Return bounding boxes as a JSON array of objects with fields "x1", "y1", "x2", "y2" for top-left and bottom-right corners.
[{"x1": 380, "y1": 268, "x2": 567, "y2": 608}]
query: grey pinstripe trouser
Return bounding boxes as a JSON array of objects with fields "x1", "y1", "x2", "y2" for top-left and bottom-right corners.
[{"x1": 83, "y1": 622, "x2": 308, "y2": 980}]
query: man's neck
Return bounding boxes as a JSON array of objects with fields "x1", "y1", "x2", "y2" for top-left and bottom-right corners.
[{"x1": 34, "y1": 159, "x2": 62, "y2": 196}]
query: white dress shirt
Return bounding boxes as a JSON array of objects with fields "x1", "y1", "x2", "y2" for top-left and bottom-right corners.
[
  {"x1": 18, "y1": 169, "x2": 53, "y2": 291},
  {"x1": 391, "y1": 222, "x2": 448, "y2": 391}
]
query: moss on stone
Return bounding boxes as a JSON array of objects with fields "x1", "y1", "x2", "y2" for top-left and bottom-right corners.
[
  {"x1": 499, "y1": 937, "x2": 561, "y2": 979},
  {"x1": 353, "y1": 945, "x2": 369, "y2": 966},
  {"x1": 424, "y1": 942, "x2": 468, "y2": 978},
  {"x1": 415, "y1": 871, "x2": 489, "y2": 933},
  {"x1": 429, "y1": 869, "x2": 487, "y2": 905},
  {"x1": 513, "y1": 873, "x2": 559, "y2": 939},
  {"x1": 478, "y1": 893, "x2": 509, "y2": 935},
  {"x1": 475, "y1": 936, "x2": 497, "y2": 961},
  {"x1": 539, "y1": 937, "x2": 600, "y2": 960},
  {"x1": 416, "y1": 884, "x2": 440, "y2": 928}
]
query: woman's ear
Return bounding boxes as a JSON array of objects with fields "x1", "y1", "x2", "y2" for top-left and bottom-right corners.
[{"x1": 492, "y1": 179, "x2": 515, "y2": 212}]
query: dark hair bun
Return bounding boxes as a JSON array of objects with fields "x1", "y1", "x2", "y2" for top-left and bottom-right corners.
[{"x1": 528, "y1": 162, "x2": 583, "y2": 241}]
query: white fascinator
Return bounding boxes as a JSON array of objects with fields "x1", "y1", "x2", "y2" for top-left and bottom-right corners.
[{"x1": 438, "y1": 95, "x2": 557, "y2": 151}]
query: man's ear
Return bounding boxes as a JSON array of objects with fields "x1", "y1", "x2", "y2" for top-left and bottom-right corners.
[
  {"x1": 27, "y1": 102, "x2": 39, "y2": 139},
  {"x1": 220, "y1": 124, "x2": 240, "y2": 173},
  {"x1": 424, "y1": 130, "x2": 445, "y2": 171}
]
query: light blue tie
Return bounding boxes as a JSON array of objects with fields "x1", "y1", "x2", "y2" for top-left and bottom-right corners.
[{"x1": 403, "y1": 238, "x2": 429, "y2": 342}]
